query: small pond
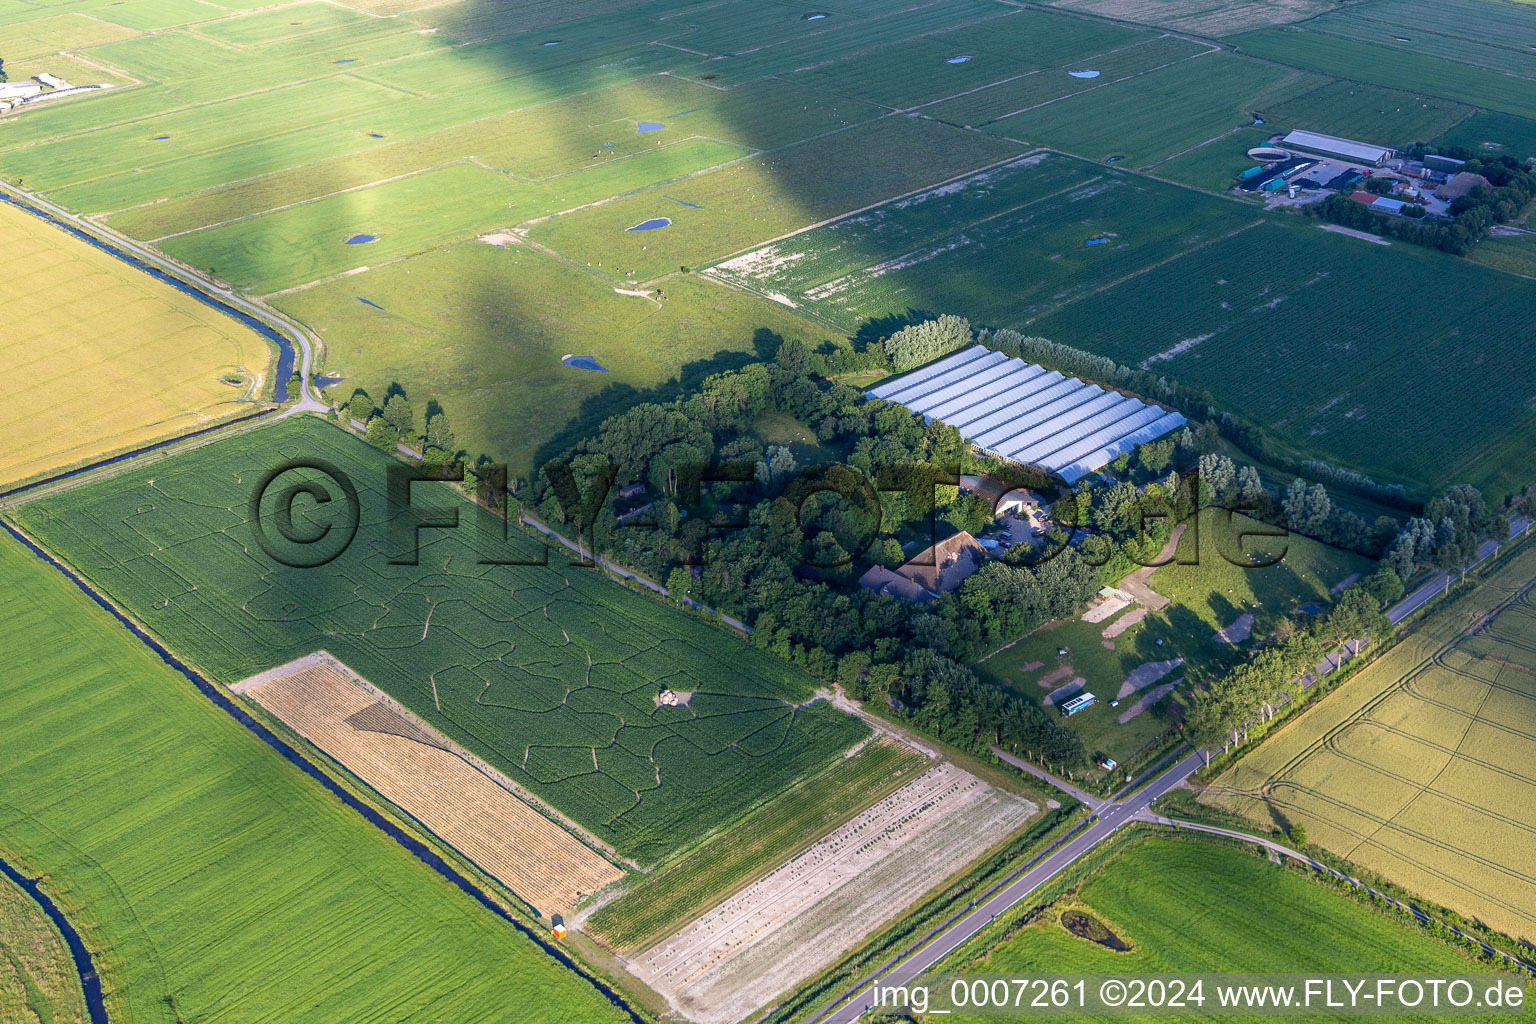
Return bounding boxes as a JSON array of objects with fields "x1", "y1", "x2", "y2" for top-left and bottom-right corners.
[
  {"x1": 1062, "y1": 910, "x2": 1130, "y2": 951},
  {"x1": 626, "y1": 217, "x2": 671, "y2": 231},
  {"x1": 563, "y1": 355, "x2": 609, "y2": 372},
  {"x1": 345, "y1": 233, "x2": 378, "y2": 244}
]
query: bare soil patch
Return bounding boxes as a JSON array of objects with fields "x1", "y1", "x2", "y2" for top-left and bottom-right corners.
[
  {"x1": 1118, "y1": 680, "x2": 1179, "y2": 723},
  {"x1": 1213, "y1": 612, "x2": 1255, "y2": 645},
  {"x1": 1115, "y1": 658, "x2": 1183, "y2": 700},
  {"x1": 237, "y1": 652, "x2": 622, "y2": 914}
]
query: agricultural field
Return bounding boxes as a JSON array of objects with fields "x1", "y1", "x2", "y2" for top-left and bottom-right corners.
[
  {"x1": 1289, "y1": 0, "x2": 1536, "y2": 77},
  {"x1": 944, "y1": 834, "x2": 1523, "y2": 1021},
  {"x1": 974, "y1": 508, "x2": 1372, "y2": 765},
  {"x1": 586, "y1": 736, "x2": 931, "y2": 951},
  {"x1": 11, "y1": 415, "x2": 868, "y2": 866},
  {"x1": 0, "y1": 198, "x2": 270, "y2": 489},
  {"x1": 977, "y1": 53, "x2": 1320, "y2": 167},
  {"x1": 707, "y1": 151, "x2": 1256, "y2": 332},
  {"x1": 1048, "y1": 0, "x2": 1337, "y2": 37},
  {"x1": 0, "y1": 530, "x2": 632, "y2": 1024},
  {"x1": 1027, "y1": 219, "x2": 1536, "y2": 490},
  {"x1": 1206, "y1": 541, "x2": 1536, "y2": 942},
  {"x1": 237, "y1": 653, "x2": 625, "y2": 916},
  {"x1": 1230, "y1": 27, "x2": 1536, "y2": 122},
  {"x1": 3, "y1": 0, "x2": 1532, "y2": 501},
  {"x1": 629, "y1": 762, "x2": 1036, "y2": 1024},
  {"x1": 0, "y1": 871, "x2": 85, "y2": 1024}
]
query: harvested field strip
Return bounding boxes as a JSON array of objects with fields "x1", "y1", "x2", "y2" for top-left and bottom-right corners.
[
  {"x1": 586, "y1": 737, "x2": 929, "y2": 951},
  {"x1": 240, "y1": 653, "x2": 624, "y2": 915},
  {"x1": 629, "y1": 763, "x2": 1034, "y2": 1024}
]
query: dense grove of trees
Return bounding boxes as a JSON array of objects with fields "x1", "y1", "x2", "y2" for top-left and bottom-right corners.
[
  {"x1": 521, "y1": 339, "x2": 1102, "y2": 766},
  {"x1": 1307, "y1": 153, "x2": 1536, "y2": 255},
  {"x1": 883, "y1": 314, "x2": 973, "y2": 371},
  {"x1": 457, "y1": 317, "x2": 1527, "y2": 771}
]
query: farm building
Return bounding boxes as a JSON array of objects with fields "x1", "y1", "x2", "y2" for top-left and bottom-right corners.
[
  {"x1": 1423, "y1": 154, "x2": 1466, "y2": 173},
  {"x1": 1370, "y1": 197, "x2": 1407, "y2": 214},
  {"x1": 1281, "y1": 130, "x2": 1392, "y2": 166},
  {"x1": 1348, "y1": 190, "x2": 1378, "y2": 205},
  {"x1": 958, "y1": 475, "x2": 1044, "y2": 516},
  {"x1": 1435, "y1": 171, "x2": 1492, "y2": 201},
  {"x1": 896, "y1": 531, "x2": 987, "y2": 595},
  {"x1": 857, "y1": 565, "x2": 932, "y2": 604},
  {"x1": 866, "y1": 346, "x2": 1185, "y2": 484}
]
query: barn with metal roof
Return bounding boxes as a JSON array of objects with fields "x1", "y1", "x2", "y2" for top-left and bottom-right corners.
[
  {"x1": 1280, "y1": 130, "x2": 1392, "y2": 166},
  {"x1": 866, "y1": 346, "x2": 1186, "y2": 484}
]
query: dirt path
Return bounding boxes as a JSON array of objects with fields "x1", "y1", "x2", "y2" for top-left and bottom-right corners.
[{"x1": 1120, "y1": 523, "x2": 1186, "y2": 611}]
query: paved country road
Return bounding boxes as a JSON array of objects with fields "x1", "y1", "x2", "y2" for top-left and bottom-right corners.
[{"x1": 812, "y1": 750, "x2": 1204, "y2": 1024}]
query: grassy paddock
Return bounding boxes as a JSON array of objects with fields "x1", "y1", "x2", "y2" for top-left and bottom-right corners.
[{"x1": 271, "y1": 243, "x2": 850, "y2": 478}]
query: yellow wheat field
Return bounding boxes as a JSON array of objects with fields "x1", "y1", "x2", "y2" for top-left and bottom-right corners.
[
  {"x1": 238, "y1": 656, "x2": 624, "y2": 915},
  {"x1": 1205, "y1": 542, "x2": 1536, "y2": 941},
  {"x1": 0, "y1": 200, "x2": 270, "y2": 487}
]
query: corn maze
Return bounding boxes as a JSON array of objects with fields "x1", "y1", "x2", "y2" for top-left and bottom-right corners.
[
  {"x1": 1207, "y1": 543, "x2": 1536, "y2": 940},
  {"x1": 11, "y1": 417, "x2": 865, "y2": 865}
]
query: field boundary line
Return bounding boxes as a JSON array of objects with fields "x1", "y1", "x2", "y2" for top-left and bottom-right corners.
[
  {"x1": 144, "y1": 161, "x2": 471, "y2": 242},
  {"x1": 957, "y1": 40, "x2": 1221, "y2": 128},
  {"x1": 692, "y1": 148, "x2": 1043, "y2": 274},
  {"x1": 1021, "y1": 217, "x2": 1264, "y2": 325}
]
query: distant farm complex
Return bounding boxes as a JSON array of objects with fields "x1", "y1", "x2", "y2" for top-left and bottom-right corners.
[{"x1": 867, "y1": 345, "x2": 1186, "y2": 482}]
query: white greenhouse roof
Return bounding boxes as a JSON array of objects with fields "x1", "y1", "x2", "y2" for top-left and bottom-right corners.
[{"x1": 867, "y1": 347, "x2": 1185, "y2": 483}]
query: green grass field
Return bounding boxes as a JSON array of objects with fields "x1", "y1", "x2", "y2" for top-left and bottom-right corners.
[
  {"x1": 1027, "y1": 218, "x2": 1536, "y2": 490},
  {"x1": 0, "y1": 872, "x2": 85, "y2": 1024},
  {"x1": 0, "y1": 530, "x2": 632, "y2": 1024},
  {"x1": 974, "y1": 508, "x2": 1371, "y2": 765},
  {"x1": 1207, "y1": 541, "x2": 1536, "y2": 942},
  {"x1": 12, "y1": 416, "x2": 867, "y2": 866},
  {"x1": 947, "y1": 835, "x2": 1521, "y2": 1021},
  {"x1": 706, "y1": 150, "x2": 1257, "y2": 333},
  {"x1": 587, "y1": 737, "x2": 929, "y2": 952}
]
